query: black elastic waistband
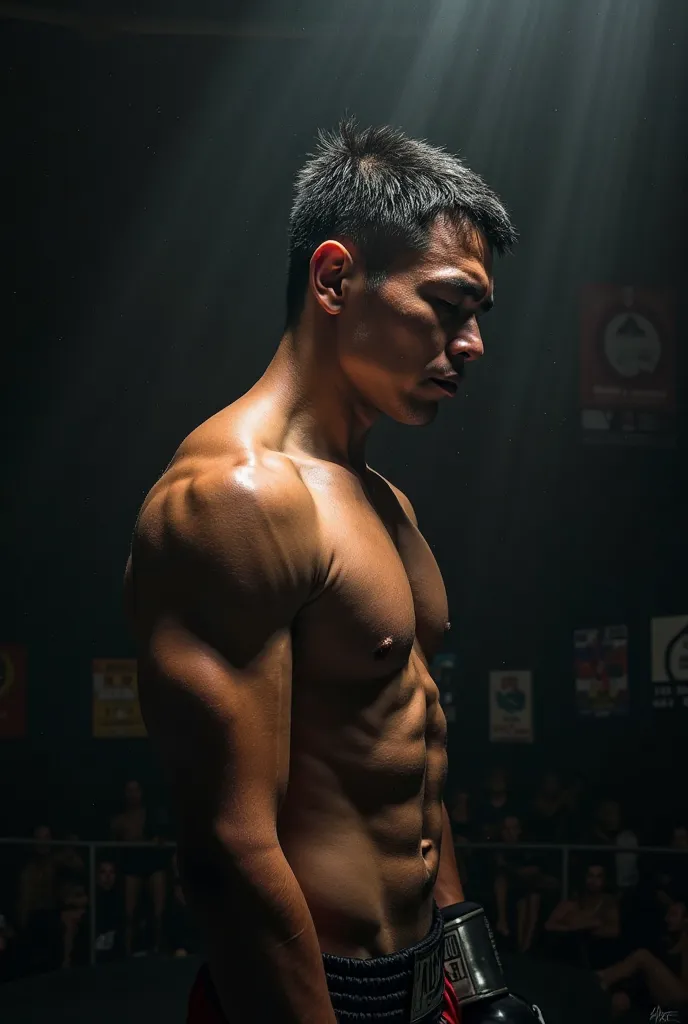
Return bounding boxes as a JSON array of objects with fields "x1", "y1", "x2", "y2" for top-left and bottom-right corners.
[{"x1": 322, "y1": 904, "x2": 444, "y2": 1023}]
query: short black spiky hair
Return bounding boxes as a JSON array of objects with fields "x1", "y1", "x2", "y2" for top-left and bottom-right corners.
[{"x1": 285, "y1": 117, "x2": 516, "y2": 328}]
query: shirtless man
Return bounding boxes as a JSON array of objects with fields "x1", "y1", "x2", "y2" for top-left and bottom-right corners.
[{"x1": 126, "y1": 120, "x2": 543, "y2": 1023}]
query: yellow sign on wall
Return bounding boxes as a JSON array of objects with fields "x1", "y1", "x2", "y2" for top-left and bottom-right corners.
[{"x1": 92, "y1": 658, "x2": 146, "y2": 738}]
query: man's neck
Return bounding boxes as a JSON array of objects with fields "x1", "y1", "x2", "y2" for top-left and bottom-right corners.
[{"x1": 257, "y1": 327, "x2": 378, "y2": 470}]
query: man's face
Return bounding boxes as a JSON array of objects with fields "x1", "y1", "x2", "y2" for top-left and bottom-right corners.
[
  {"x1": 97, "y1": 862, "x2": 116, "y2": 891},
  {"x1": 585, "y1": 866, "x2": 605, "y2": 893},
  {"x1": 332, "y1": 217, "x2": 493, "y2": 426}
]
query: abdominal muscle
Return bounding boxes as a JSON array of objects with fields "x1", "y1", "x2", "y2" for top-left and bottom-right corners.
[{"x1": 277, "y1": 672, "x2": 446, "y2": 958}]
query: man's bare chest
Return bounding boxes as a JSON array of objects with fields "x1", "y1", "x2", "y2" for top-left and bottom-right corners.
[{"x1": 290, "y1": 462, "x2": 450, "y2": 685}]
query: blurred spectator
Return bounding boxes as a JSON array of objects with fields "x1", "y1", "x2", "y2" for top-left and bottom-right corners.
[
  {"x1": 597, "y1": 901, "x2": 688, "y2": 1016},
  {"x1": 53, "y1": 833, "x2": 86, "y2": 891},
  {"x1": 545, "y1": 863, "x2": 620, "y2": 969},
  {"x1": 559, "y1": 774, "x2": 587, "y2": 839},
  {"x1": 475, "y1": 768, "x2": 519, "y2": 840},
  {"x1": 94, "y1": 860, "x2": 125, "y2": 965},
  {"x1": 656, "y1": 824, "x2": 688, "y2": 907},
  {"x1": 16, "y1": 825, "x2": 56, "y2": 933},
  {"x1": 583, "y1": 799, "x2": 639, "y2": 890},
  {"x1": 164, "y1": 856, "x2": 201, "y2": 957},
  {"x1": 529, "y1": 771, "x2": 567, "y2": 843},
  {"x1": 493, "y1": 815, "x2": 541, "y2": 952},
  {"x1": 111, "y1": 780, "x2": 169, "y2": 954},
  {"x1": 25, "y1": 881, "x2": 89, "y2": 973}
]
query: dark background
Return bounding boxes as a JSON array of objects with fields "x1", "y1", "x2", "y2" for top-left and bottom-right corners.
[{"x1": 1, "y1": 0, "x2": 686, "y2": 834}]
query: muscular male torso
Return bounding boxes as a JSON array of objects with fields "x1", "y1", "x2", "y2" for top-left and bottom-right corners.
[{"x1": 130, "y1": 388, "x2": 450, "y2": 960}]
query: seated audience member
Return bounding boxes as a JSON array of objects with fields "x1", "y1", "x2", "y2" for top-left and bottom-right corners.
[
  {"x1": 597, "y1": 900, "x2": 688, "y2": 1019},
  {"x1": 656, "y1": 824, "x2": 688, "y2": 907},
  {"x1": 53, "y1": 833, "x2": 86, "y2": 891},
  {"x1": 475, "y1": 767, "x2": 519, "y2": 840},
  {"x1": 545, "y1": 863, "x2": 620, "y2": 969},
  {"x1": 111, "y1": 779, "x2": 169, "y2": 954},
  {"x1": 559, "y1": 773, "x2": 587, "y2": 840},
  {"x1": 16, "y1": 825, "x2": 56, "y2": 933},
  {"x1": 529, "y1": 771, "x2": 567, "y2": 843},
  {"x1": 527, "y1": 771, "x2": 569, "y2": 896},
  {"x1": 582, "y1": 799, "x2": 639, "y2": 891},
  {"x1": 493, "y1": 815, "x2": 541, "y2": 952},
  {"x1": 164, "y1": 856, "x2": 201, "y2": 957},
  {"x1": 94, "y1": 860, "x2": 125, "y2": 964},
  {"x1": 25, "y1": 881, "x2": 89, "y2": 973}
]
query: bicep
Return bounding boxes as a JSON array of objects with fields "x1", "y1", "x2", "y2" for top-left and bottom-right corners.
[
  {"x1": 140, "y1": 614, "x2": 293, "y2": 852},
  {"x1": 131, "y1": 460, "x2": 316, "y2": 858}
]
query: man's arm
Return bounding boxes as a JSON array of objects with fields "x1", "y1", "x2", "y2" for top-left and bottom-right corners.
[
  {"x1": 128, "y1": 456, "x2": 337, "y2": 1024},
  {"x1": 434, "y1": 803, "x2": 465, "y2": 908},
  {"x1": 544, "y1": 900, "x2": 577, "y2": 932},
  {"x1": 592, "y1": 899, "x2": 619, "y2": 939}
]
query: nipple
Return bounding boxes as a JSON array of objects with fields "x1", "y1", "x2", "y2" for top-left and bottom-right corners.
[{"x1": 374, "y1": 636, "x2": 394, "y2": 659}]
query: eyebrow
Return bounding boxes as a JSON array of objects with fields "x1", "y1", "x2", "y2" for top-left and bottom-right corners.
[{"x1": 432, "y1": 275, "x2": 494, "y2": 313}]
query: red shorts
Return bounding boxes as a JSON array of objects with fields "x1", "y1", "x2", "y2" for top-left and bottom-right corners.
[{"x1": 187, "y1": 964, "x2": 461, "y2": 1023}]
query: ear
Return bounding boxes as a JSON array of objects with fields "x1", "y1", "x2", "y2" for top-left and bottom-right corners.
[{"x1": 309, "y1": 239, "x2": 356, "y2": 316}]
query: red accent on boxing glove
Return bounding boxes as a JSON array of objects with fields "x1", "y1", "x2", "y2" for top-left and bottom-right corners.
[{"x1": 442, "y1": 968, "x2": 462, "y2": 1023}]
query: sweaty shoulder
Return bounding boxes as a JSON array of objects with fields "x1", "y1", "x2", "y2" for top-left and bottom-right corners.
[{"x1": 130, "y1": 431, "x2": 321, "y2": 636}]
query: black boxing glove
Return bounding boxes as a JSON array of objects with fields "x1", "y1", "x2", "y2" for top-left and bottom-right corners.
[{"x1": 441, "y1": 902, "x2": 546, "y2": 1022}]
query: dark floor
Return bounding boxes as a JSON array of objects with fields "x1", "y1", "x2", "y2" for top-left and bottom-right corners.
[
  {"x1": 0, "y1": 952, "x2": 616, "y2": 1023},
  {"x1": 0, "y1": 955, "x2": 200, "y2": 1024}
]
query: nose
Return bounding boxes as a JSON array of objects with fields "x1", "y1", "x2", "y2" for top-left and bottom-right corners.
[{"x1": 447, "y1": 322, "x2": 484, "y2": 363}]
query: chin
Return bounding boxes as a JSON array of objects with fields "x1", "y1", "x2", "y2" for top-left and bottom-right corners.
[{"x1": 393, "y1": 396, "x2": 439, "y2": 427}]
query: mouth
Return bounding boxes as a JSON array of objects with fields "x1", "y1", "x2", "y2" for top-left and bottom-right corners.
[{"x1": 422, "y1": 377, "x2": 459, "y2": 398}]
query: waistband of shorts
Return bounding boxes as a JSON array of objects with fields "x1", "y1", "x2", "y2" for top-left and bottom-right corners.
[{"x1": 321, "y1": 902, "x2": 444, "y2": 1023}]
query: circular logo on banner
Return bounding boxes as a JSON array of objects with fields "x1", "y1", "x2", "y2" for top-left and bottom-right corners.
[
  {"x1": 0, "y1": 651, "x2": 15, "y2": 698},
  {"x1": 666, "y1": 623, "x2": 688, "y2": 683},
  {"x1": 602, "y1": 311, "x2": 661, "y2": 379}
]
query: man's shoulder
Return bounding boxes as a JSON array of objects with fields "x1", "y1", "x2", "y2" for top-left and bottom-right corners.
[
  {"x1": 133, "y1": 422, "x2": 319, "y2": 601},
  {"x1": 141, "y1": 429, "x2": 315, "y2": 547}
]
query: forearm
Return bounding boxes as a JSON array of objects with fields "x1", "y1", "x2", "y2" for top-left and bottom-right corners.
[
  {"x1": 182, "y1": 838, "x2": 337, "y2": 1024},
  {"x1": 433, "y1": 803, "x2": 464, "y2": 909}
]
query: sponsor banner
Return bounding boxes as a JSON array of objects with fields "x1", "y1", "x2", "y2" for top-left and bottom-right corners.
[
  {"x1": 652, "y1": 616, "x2": 688, "y2": 711},
  {"x1": 92, "y1": 658, "x2": 146, "y2": 738},
  {"x1": 0, "y1": 645, "x2": 27, "y2": 738},
  {"x1": 574, "y1": 625, "x2": 629, "y2": 718},
  {"x1": 580, "y1": 284, "x2": 676, "y2": 447},
  {"x1": 489, "y1": 670, "x2": 533, "y2": 743},
  {"x1": 431, "y1": 653, "x2": 457, "y2": 723}
]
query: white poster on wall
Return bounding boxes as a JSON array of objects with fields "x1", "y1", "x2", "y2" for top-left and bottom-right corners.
[
  {"x1": 489, "y1": 670, "x2": 533, "y2": 743},
  {"x1": 652, "y1": 615, "x2": 688, "y2": 710}
]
